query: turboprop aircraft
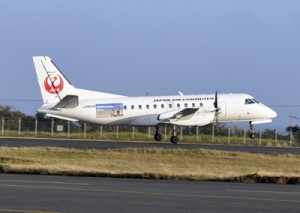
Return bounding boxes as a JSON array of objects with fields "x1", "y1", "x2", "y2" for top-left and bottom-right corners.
[{"x1": 33, "y1": 56, "x2": 277, "y2": 144}]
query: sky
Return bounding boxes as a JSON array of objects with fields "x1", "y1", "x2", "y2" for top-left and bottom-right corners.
[{"x1": 0, "y1": 0, "x2": 299, "y2": 132}]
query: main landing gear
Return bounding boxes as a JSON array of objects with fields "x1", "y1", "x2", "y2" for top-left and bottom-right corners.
[
  {"x1": 249, "y1": 122, "x2": 256, "y2": 139},
  {"x1": 154, "y1": 125, "x2": 179, "y2": 144},
  {"x1": 154, "y1": 126, "x2": 163, "y2": 141},
  {"x1": 170, "y1": 125, "x2": 179, "y2": 144}
]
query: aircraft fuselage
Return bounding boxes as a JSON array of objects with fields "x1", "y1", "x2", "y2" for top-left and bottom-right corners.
[{"x1": 39, "y1": 93, "x2": 276, "y2": 127}]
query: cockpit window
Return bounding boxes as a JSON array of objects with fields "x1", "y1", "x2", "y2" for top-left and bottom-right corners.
[{"x1": 245, "y1": 98, "x2": 260, "y2": 104}]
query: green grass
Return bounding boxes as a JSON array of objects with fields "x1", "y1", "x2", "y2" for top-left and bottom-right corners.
[
  {"x1": 0, "y1": 146, "x2": 299, "y2": 183},
  {"x1": 0, "y1": 130, "x2": 292, "y2": 147}
]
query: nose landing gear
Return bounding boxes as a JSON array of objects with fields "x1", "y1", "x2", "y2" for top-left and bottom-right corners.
[{"x1": 249, "y1": 122, "x2": 256, "y2": 139}]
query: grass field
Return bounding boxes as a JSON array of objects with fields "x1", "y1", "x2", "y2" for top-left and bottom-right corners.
[
  {"x1": 0, "y1": 146, "x2": 299, "y2": 184},
  {"x1": 1, "y1": 130, "x2": 294, "y2": 147}
]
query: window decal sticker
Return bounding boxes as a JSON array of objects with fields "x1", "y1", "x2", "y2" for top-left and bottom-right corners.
[{"x1": 96, "y1": 103, "x2": 124, "y2": 118}]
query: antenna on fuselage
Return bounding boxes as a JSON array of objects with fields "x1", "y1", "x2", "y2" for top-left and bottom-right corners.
[{"x1": 178, "y1": 91, "x2": 184, "y2": 96}]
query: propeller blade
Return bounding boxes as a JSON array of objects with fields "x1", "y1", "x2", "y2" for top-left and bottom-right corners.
[
  {"x1": 213, "y1": 91, "x2": 219, "y2": 123},
  {"x1": 214, "y1": 91, "x2": 218, "y2": 110}
]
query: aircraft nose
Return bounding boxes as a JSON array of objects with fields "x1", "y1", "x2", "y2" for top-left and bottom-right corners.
[{"x1": 267, "y1": 107, "x2": 277, "y2": 119}]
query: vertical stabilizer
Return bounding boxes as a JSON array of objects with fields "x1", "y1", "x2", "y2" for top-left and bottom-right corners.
[{"x1": 33, "y1": 56, "x2": 76, "y2": 104}]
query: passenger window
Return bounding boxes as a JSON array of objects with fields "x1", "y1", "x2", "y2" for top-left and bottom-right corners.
[
  {"x1": 146, "y1": 104, "x2": 150, "y2": 109},
  {"x1": 200, "y1": 103, "x2": 203, "y2": 107},
  {"x1": 184, "y1": 103, "x2": 188, "y2": 108},
  {"x1": 192, "y1": 103, "x2": 195, "y2": 107},
  {"x1": 161, "y1": 104, "x2": 165, "y2": 109},
  {"x1": 131, "y1": 105, "x2": 134, "y2": 110},
  {"x1": 169, "y1": 104, "x2": 172, "y2": 108},
  {"x1": 177, "y1": 103, "x2": 180, "y2": 108},
  {"x1": 124, "y1": 105, "x2": 127, "y2": 110},
  {"x1": 154, "y1": 104, "x2": 157, "y2": 109},
  {"x1": 139, "y1": 105, "x2": 142, "y2": 109}
]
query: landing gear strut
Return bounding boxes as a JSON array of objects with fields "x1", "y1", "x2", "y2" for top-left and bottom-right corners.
[
  {"x1": 170, "y1": 125, "x2": 179, "y2": 144},
  {"x1": 249, "y1": 122, "x2": 256, "y2": 139},
  {"x1": 154, "y1": 126, "x2": 162, "y2": 141}
]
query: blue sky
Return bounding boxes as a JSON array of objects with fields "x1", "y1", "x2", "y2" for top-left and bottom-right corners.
[{"x1": 0, "y1": 0, "x2": 299, "y2": 132}]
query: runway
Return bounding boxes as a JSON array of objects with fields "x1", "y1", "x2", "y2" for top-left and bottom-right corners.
[
  {"x1": 0, "y1": 137, "x2": 299, "y2": 155},
  {"x1": 0, "y1": 174, "x2": 299, "y2": 213}
]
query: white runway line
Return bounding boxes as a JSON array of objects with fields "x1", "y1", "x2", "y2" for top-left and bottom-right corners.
[{"x1": 227, "y1": 189, "x2": 300, "y2": 195}]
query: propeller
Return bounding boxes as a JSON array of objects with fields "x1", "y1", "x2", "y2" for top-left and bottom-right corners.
[{"x1": 213, "y1": 91, "x2": 220, "y2": 123}]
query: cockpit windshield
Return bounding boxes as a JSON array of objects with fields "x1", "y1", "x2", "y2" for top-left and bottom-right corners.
[{"x1": 245, "y1": 98, "x2": 260, "y2": 105}]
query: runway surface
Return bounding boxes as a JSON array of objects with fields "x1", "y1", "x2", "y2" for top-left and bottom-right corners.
[
  {"x1": 0, "y1": 137, "x2": 299, "y2": 155},
  {"x1": 0, "y1": 174, "x2": 299, "y2": 213}
]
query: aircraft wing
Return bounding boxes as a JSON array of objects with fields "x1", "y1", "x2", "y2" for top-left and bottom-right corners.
[
  {"x1": 158, "y1": 108, "x2": 215, "y2": 126},
  {"x1": 157, "y1": 108, "x2": 198, "y2": 121}
]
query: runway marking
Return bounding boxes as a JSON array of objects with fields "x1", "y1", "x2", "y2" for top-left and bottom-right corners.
[
  {"x1": 0, "y1": 209, "x2": 62, "y2": 213},
  {"x1": 0, "y1": 179, "x2": 89, "y2": 186},
  {"x1": 0, "y1": 183, "x2": 299, "y2": 204},
  {"x1": 228, "y1": 189, "x2": 300, "y2": 195}
]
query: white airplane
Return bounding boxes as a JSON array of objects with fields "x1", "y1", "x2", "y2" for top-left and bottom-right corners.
[{"x1": 33, "y1": 56, "x2": 277, "y2": 144}]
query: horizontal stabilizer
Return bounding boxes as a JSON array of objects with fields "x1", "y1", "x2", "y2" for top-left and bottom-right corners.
[{"x1": 46, "y1": 114, "x2": 78, "y2": 122}]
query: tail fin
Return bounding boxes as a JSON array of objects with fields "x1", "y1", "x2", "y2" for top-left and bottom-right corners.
[{"x1": 33, "y1": 56, "x2": 76, "y2": 104}]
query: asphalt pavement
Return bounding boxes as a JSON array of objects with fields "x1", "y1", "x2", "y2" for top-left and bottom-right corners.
[{"x1": 0, "y1": 174, "x2": 299, "y2": 213}]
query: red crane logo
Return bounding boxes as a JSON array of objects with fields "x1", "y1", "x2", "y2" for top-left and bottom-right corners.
[{"x1": 44, "y1": 74, "x2": 64, "y2": 94}]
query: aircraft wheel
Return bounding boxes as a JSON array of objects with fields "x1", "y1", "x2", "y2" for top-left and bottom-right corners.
[
  {"x1": 170, "y1": 136, "x2": 179, "y2": 144},
  {"x1": 249, "y1": 133, "x2": 256, "y2": 139},
  {"x1": 154, "y1": 133, "x2": 162, "y2": 141}
]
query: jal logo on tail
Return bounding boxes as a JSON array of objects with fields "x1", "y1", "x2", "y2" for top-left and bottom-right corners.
[{"x1": 44, "y1": 74, "x2": 64, "y2": 94}]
